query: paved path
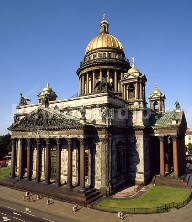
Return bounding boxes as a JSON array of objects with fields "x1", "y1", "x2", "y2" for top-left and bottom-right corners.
[{"x1": 0, "y1": 186, "x2": 192, "y2": 222}]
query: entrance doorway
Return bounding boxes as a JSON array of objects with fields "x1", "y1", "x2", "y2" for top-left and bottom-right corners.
[{"x1": 50, "y1": 148, "x2": 56, "y2": 180}]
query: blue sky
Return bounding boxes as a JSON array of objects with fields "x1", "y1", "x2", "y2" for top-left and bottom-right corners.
[{"x1": 0, "y1": 0, "x2": 192, "y2": 134}]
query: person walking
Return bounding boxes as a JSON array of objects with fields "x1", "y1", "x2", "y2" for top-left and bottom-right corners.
[
  {"x1": 47, "y1": 198, "x2": 51, "y2": 205},
  {"x1": 72, "y1": 203, "x2": 78, "y2": 212}
]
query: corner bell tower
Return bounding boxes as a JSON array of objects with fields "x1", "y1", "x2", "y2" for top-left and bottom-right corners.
[
  {"x1": 121, "y1": 58, "x2": 147, "y2": 108},
  {"x1": 149, "y1": 85, "x2": 165, "y2": 113}
]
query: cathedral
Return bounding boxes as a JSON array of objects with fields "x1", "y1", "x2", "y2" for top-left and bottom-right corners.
[{"x1": 9, "y1": 17, "x2": 187, "y2": 198}]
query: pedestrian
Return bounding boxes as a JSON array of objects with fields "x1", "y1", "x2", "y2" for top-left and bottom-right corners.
[
  {"x1": 23, "y1": 191, "x2": 29, "y2": 201},
  {"x1": 47, "y1": 198, "x2": 51, "y2": 205},
  {"x1": 72, "y1": 203, "x2": 78, "y2": 212},
  {"x1": 120, "y1": 211, "x2": 124, "y2": 220},
  {"x1": 36, "y1": 194, "x2": 40, "y2": 200},
  {"x1": 117, "y1": 211, "x2": 121, "y2": 219}
]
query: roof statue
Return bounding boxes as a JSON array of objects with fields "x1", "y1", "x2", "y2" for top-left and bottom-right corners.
[
  {"x1": 42, "y1": 93, "x2": 49, "y2": 108},
  {"x1": 94, "y1": 79, "x2": 113, "y2": 93},
  {"x1": 175, "y1": 100, "x2": 181, "y2": 110},
  {"x1": 19, "y1": 93, "x2": 31, "y2": 106},
  {"x1": 80, "y1": 105, "x2": 86, "y2": 122}
]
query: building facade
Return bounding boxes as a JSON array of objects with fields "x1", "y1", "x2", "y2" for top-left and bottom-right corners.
[{"x1": 9, "y1": 17, "x2": 187, "y2": 196}]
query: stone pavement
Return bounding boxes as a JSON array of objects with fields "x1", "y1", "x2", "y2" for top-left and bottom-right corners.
[{"x1": 0, "y1": 186, "x2": 192, "y2": 222}]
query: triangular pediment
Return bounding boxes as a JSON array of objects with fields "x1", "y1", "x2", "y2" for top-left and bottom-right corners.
[{"x1": 9, "y1": 108, "x2": 84, "y2": 131}]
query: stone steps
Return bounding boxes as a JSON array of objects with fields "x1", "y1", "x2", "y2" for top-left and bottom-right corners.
[
  {"x1": 0, "y1": 177, "x2": 103, "y2": 205},
  {"x1": 155, "y1": 176, "x2": 189, "y2": 188}
]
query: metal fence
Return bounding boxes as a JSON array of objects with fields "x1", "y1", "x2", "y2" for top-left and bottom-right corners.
[{"x1": 95, "y1": 193, "x2": 192, "y2": 214}]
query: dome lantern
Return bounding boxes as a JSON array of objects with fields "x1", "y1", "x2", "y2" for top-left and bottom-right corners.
[{"x1": 100, "y1": 14, "x2": 109, "y2": 34}]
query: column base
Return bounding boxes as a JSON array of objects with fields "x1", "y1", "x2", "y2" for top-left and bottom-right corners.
[
  {"x1": 67, "y1": 185, "x2": 73, "y2": 190},
  {"x1": 55, "y1": 182, "x2": 60, "y2": 187},
  {"x1": 79, "y1": 187, "x2": 86, "y2": 192}
]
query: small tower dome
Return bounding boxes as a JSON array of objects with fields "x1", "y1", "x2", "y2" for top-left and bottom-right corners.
[
  {"x1": 37, "y1": 83, "x2": 58, "y2": 104},
  {"x1": 149, "y1": 85, "x2": 166, "y2": 112}
]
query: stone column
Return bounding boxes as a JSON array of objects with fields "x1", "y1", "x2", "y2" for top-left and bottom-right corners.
[
  {"x1": 11, "y1": 139, "x2": 16, "y2": 178},
  {"x1": 81, "y1": 74, "x2": 85, "y2": 95},
  {"x1": 135, "y1": 83, "x2": 138, "y2": 99},
  {"x1": 92, "y1": 70, "x2": 95, "y2": 92},
  {"x1": 114, "y1": 70, "x2": 117, "y2": 92},
  {"x1": 80, "y1": 138, "x2": 85, "y2": 190},
  {"x1": 86, "y1": 73, "x2": 89, "y2": 94},
  {"x1": 159, "y1": 136, "x2": 165, "y2": 176},
  {"x1": 18, "y1": 139, "x2": 24, "y2": 179},
  {"x1": 107, "y1": 69, "x2": 110, "y2": 82},
  {"x1": 36, "y1": 139, "x2": 41, "y2": 182},
  {"x1": 27, "y1": 139, "x2": 32, "y2": 181},
  {"x1": 140, "y1": 82, "x2": 143, "y2": 100},
  {"x1": 144, "y1": 84, "x2": 146, "y2": 102},
  {"x1": 67, "y1": 139, "x2": 73, "y2": 188},
  {"x1": 99, "y1": 69, "x2": 102, "y2": 81},
  {"x1": 121, "y1": 71, "x2": 123, "y2": 93},
  {"x1": 123, "y1": 85, "x2": 126, "y2": 100},
  {"x1": 45, "y1": 138, "x2": 50, "y2": 184},
  {"x1": 56, "y1": 138, "x2": 61, "y2": 186},
  {"x1": 172, "y1": 136, "x2": 179, "y2": 177},
  {"x1": 79, "y1": 76, "x2": 82, "y2": 96},
  {"x1": 165, "y1": 141, "x2": 170, "y2": 173}
]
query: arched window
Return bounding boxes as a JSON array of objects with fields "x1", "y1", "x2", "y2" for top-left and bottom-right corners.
[
  {"x1": 128, "y1": 84, "x2": 135, "y2": 101},
  {"x1": 154, "y1": 101, "x2": 159, "y2": 111}
]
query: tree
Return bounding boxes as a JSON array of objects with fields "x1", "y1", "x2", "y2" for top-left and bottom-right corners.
[{"x1": 0, "y1": 134, "x2": 11, "y2": 157}]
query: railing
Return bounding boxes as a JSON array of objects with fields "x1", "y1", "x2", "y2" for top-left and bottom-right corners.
[{"x1": 95, "y1": 193, "x2": 192, "y2": 214}]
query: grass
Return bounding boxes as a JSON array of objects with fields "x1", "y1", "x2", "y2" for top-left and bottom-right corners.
[
  {"x1": 96, "y1": 186, "x2": 191, "y2": 212},
  {"x1": 0, "y1": 168, "x2": 11, "y2": 179}
]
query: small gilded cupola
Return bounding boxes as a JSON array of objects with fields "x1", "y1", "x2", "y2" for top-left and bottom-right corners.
[
  {"x1": 121, "y1": 57, "x2": 147, "y2": 108},
  {"x1": 37, "y1": 83, "x2": 58, "y2": 104},
  {"x1": 149, "y1": 85, "x2": 166, "y2": 113},
  {"x1": 100, "y1": 14, "x2": 109, "y2": 33}
]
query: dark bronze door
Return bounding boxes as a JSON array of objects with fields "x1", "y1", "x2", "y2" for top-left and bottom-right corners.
[{"x1": 50, "y1": 148, "x2": 56, "y2": 180}]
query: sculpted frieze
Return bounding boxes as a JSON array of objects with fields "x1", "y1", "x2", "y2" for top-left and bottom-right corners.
[{"x1": 9, "y1": 108, "x2": 82, "y2": 131}]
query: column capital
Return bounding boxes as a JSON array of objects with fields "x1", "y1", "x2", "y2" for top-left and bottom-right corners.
[
  {"x1": 172, "y1": 136, "x2": 177, "y2": 141},
  {"x1": 26, "y1": 138, "x2": 32, "y2": 144},
  {"x1": 66, "y1": 138, "x2": 72, "y2": 145},
  {"x1": 79, "y1": 138, "x2": 85, "y2": 145},
  {"x1": 36, "y1": 138, "x2": 41, "y2": 144},
  {"x1": 158, "y1": 136, "x2": 164, "y2": 141},
  {"x1": 11, "y1": 138, "x2": 16, "y2": 144},
  {"x1": 55, "y1": 138, "x2": 61, "y2": 145},
  {"x1": 100, "y1": 138, "x2": 108, "y2": 144},
  {"x1": 45, "y1": 138, "x2": 50, "y2": 144}
]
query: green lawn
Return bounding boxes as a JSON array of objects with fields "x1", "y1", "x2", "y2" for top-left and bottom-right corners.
[
  {"x1": 96, "y1": 186, "x2": 191, "y2": 212},
  {"x1": 0, "y1": 168, "x2": 11, "y2": 179}
]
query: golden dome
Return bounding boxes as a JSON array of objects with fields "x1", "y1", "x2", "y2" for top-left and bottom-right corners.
[
  {"x1": 153, "y1": 88, "x2": 161, "y2": 94},
  {"x1": 128, "y1": 57, "x2": 140, "y2": 74},
  {"x1": 42, "y1": 83, "x2": 53, "y2": 94},
  {"x1": 153, "y1": 85, "x2": 161, "y2": 94},
  {"x1": 86, "y1": 33, "x2": 123, "y2": 53},
  {"x1": 85, "y1": 17, "x2": 123, "y2": 54},
  {"x1": 128, "y1": 67, "x2": 140, "y2": 74}
]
